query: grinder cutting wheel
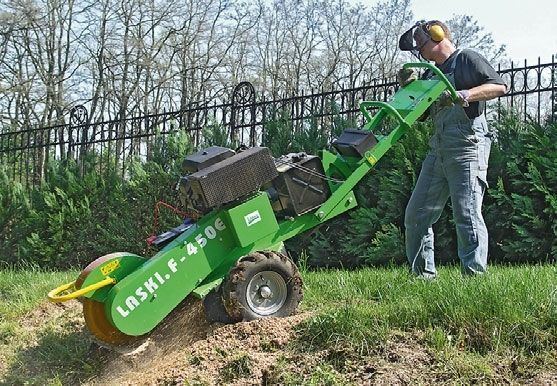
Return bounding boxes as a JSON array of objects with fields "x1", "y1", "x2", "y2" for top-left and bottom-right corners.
[{"x1": 76, "y1": 254, "x2": 145, "y2": 344}]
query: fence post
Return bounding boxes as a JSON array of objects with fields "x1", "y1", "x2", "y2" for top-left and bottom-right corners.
[
  {"x1": 231, "y1": 82, "x2": 256, "y2": 147},
  {"x1": 70, "y1": 105, "x2": 88, "y2": 176}
]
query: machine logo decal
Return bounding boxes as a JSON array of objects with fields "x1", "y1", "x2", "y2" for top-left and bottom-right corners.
[{"x1": 244, "y1": 211, "x2": 261, "y2": 226}]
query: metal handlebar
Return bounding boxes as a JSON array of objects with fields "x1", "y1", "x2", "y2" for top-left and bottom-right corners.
[
  {"x1": 359, "y1": 101, "x2": 409, "y2": 128},
  {"x1": 359, "y1": 62, "x2": 458, "y2": 127},
  {"x1": 48, "y1": 277, "x2": 116, "y2": 302},
  {"x1": 402, "y1": 62, "x2": 458, "y2": 100}
]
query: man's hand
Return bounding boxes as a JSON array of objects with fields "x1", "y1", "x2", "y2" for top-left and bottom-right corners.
[
  {"x1": 437, "y1": 90, "x2": 470, "y2": 107},
  {"x1": 397, "y1": 68, "x2": 417, "y2": 87}
]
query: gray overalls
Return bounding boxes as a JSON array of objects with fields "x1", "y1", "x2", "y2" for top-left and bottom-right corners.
[{"x1": 404, "y1": 50, "x2": 492, "y2": 276}]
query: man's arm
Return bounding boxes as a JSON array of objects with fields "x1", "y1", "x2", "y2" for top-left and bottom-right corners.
[
  {"x1": 466, "y1": 83, "x2": 507, "y2": 103},
  {"x1": 457, "y1": 49, "x2": 508, "y2": 103}
]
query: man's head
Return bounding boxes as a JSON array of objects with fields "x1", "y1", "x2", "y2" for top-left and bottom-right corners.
[{"x1": 399, "y1": 20, "x2": 454, "y2": 63}]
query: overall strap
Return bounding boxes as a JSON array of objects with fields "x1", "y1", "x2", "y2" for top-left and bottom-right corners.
[
  {"x1": 447, "y1": 49, "x2": 462, "y2": 74},
  {"x1": 423, "y1": 49, "x2": 461, "y2": 80}
]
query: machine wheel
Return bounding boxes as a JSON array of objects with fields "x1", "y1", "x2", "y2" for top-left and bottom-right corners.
[
  {"x1": 76, "y1": 254, "x2": 136, "y2": 345},
  {"x1": 203, "y1": 286, "x2": 234, "y2": 324},
  {"x1": 222, "y1": 251, "x2": 303, "y2": 322}
]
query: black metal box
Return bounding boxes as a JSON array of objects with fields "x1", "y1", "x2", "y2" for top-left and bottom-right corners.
[
  {"x1": 332, "y1": 128, "x2": 378, "y2": 158},
  {"x1": 182, "y1": 146, "x2": 235, "y2": 174},
  {"x1": 149, "y1": 220, "x2": 195, "y2": 248},
  {"x1": 179, "y1": 147, "x2": 278, "y2": 213},
  {"x1": 268, "y1": 152, "x2": 331, "y2": 217}
]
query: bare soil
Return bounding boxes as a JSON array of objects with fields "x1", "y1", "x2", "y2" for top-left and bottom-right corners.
[{"x1": 85, "y1": 297, "x2": 310, "y2": 385}]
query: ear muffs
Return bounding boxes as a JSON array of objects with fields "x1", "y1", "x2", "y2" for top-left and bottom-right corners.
[
  {"x1": 427, "y1": 23, "x2": 445, "y2": 42},
  {"x1": 398, "y1": 20, "x2": 448, "y2": 52}
]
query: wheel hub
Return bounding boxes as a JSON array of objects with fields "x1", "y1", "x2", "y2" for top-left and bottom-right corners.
[
  {"x1": 246, "y1": 271, "x2": 287, "y2": 316},
  {"x1": 259, "y1": 285, "x2": 272, "y2": 299}
]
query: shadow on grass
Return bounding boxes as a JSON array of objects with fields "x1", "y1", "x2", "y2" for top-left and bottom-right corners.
[
  {"x1": 3, "y1": 328, "x2": 101, "y2": 385},
  {"x1": 3, "y1": 296, "x2": 215, "y2": 385}
]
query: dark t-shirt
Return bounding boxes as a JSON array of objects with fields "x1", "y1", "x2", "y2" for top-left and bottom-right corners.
[{"x1": 426, "y1": 48, "x2": 507, "y2": 118}]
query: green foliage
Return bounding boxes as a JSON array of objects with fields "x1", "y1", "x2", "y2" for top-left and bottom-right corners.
[
  {"x1": 292, "y1": 117, "x2": 330, "y2": 155},
  {"x1": 150, "y1": 127, "x2": 195, "y2": 173},
  {"x1": 0, "y1": 168, "x2": 31, "y2": 260},
  {"x1": 262, "y1": 106, "x2": 356, "y2": 158},
  {"x1": 262, "y1": 110, "x2": 296, "y2": 156},
  {"x1": 1, "y1": 110, "x2": 556, "y2": 268},
  {"x1": 0, "y1": 131, "x2": 190, "y2": 268},
  {"x1": 486, "y1": 113, "x2": 557, "y2": 262},
  {"x1": 202, "y1": 120, "x2": 234, "y2": 148},
  {"x1": 304, "y1": 217, "x2": 356, "y2": 267},
  {"x1": 365, "y1": 223, "x2": 406, "y2": 265}
]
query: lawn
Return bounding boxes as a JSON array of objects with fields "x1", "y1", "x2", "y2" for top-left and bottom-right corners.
[{"x1": 0, "y1": 264, "x2": 556, "y2": 384}]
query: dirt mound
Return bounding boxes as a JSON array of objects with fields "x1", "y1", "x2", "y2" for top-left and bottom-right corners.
[
  {"x1": 80, "y1": 300, "x2": 488, "y2": 385},
  {"x1": 85, "y1": 296, "x2": 309, "y2": 385},
  {"x1": 85, "y1": 297, "x2": 213, "y2": 384}
]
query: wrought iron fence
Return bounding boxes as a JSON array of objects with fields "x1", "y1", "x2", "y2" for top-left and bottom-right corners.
[
  {"x1": 496, "y1": 57, "x2": 556, "y2": 122},
  {"x1": 1, "y1": 56, "x2": 555, "y2": 188}
]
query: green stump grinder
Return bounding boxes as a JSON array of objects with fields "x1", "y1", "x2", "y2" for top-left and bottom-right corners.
[{"x1": 48, "y1": 63, "x2": 457, "y2": 345}]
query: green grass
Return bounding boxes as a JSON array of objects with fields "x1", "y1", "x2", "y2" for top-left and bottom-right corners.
[
  {"x1": 0, "y1": 267, "x2": 98, "y2": 385},
  {"x1": 0, "y1": 267, "x2": 78, "y2": 320},
  {"x1": 299, "y1": 265, "x2": 557, "y2": 355},
  {"x1": 0, "y1": 267, "x2": 79, "y2": 347},
  {"x1": 220, "y1": 352, "x2": 253, "y2": 382},
  {"x1": 264, "y1": 355, "x2": 351, "y2": 385},
  {"x1": 1, "y1": 264, "x2": 556, "y2": 384}
]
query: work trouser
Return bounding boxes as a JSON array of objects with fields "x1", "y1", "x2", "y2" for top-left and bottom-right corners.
[{"x1": 404, "y1": 103, "x2": 492, "y2": 276}]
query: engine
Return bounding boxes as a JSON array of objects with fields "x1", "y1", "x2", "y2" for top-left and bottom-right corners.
[{"x1": 177, "y1": 146, "x2": 332, "y2": 218}]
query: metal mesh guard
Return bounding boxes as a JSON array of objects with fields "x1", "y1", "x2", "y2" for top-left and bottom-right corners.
[{"x1": 189, "y1": 147, "x2": 278, "y2": 209}]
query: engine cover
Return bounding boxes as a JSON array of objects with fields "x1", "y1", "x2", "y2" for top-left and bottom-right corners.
[
  {"x1": 182, "y1": 146, "x2": 235, "y2": 174},
  {"x1": 179, "y1": 147, "x2": 278, "y2": 213}
]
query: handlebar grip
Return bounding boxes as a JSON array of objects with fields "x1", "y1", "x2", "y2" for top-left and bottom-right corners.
[{"x1": 402, "y1": 62, "x2": 458, "y2": 101}]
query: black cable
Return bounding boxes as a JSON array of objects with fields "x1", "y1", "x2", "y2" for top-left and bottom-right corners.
[{"x1": 274, "y1": 157, "x2": 345, "y2": 184}]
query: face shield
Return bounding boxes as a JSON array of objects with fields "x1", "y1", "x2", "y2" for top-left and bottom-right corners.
[{"x1": 398, "y1": 21, "x2": 432, "y2": 59}]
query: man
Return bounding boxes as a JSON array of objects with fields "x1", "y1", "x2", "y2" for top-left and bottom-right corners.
[{"x1": 397, "y1": 20, "x2": 507, "y2": 277}]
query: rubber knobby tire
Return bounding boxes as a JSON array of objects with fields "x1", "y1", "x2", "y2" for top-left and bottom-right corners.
[
  {"x1": 223, "y1": 251, "x2": 303, "y2": 322},
  {"x1": 203, "y1": 285, "x2": 234, "y2": 324}
]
